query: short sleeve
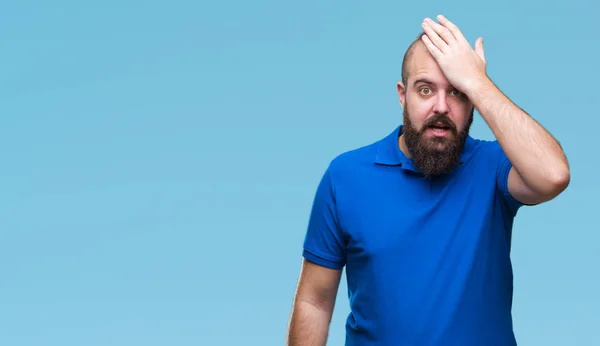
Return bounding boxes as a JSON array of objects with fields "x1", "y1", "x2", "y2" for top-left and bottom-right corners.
[
  {"x1": 495, "y1": 143, "x2": 524, "y2": 216},
  {"x1": 302, "y1": 165, "x2": 347, "y2": 270}
]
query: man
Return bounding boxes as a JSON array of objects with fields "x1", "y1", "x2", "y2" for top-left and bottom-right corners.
[{"x1": 286, "y1": 15, "x2": 570, "y2": 346}]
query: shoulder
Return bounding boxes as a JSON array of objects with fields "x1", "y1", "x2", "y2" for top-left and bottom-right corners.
[
  {"x1": 470, "y1": 136, "x2": 499, "y2": 153},
  {"x1": 329, "y1": 137, "x2": 380, "y2": 171},
  {"x1": 465, "y1": 137, "x2": 506, "y2": 165},
  {"x1": 310, "y1": 138, "x2": 383, "y2": 200},
  {"x1": 326, "y1": 139, "x2": 380, "y2": 177}
]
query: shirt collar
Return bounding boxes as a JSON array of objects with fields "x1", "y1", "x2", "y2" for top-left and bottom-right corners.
[{"x1": 374, "y1": 125, "x2": 476, "y2": 172}]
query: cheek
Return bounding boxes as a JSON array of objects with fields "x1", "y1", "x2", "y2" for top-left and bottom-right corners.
[
  {"x1": 406, "y1": 102, "x2": 430, "y2": 128},
  {"x1": 408, "y1": 111, "x2": 428, "y2": 131},
  {"x1": 449, "y1": 103, "x2": 473, "y2": 128}
]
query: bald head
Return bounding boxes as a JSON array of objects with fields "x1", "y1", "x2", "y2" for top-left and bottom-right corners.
[{"x1": 401, "y1": 32, "x2": 427, "y2": 86}]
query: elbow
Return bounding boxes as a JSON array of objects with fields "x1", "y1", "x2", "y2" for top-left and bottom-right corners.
[
  {"x1": 544, "y1": 166, "x2": 571, "y2": 198},
  {"x1": 553, "y1": 164, "x2": 571, "y2": 190}
]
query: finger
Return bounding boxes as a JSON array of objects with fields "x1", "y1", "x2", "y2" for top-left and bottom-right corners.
[
  {"x1": 475, "y1": 37, "x2": 486, "y2": 63},
  {"x1": 423, "y1": 18, "x2": 455, "y2": 46},
  {"x1": 422, "y1": 22, "x2": 448, "y2": 52},
  {"x1": 421, "y1": 34, "x2": 442, "y2": 59},
  {"x1": 436, "y1": 15, "x2": 469, "y2": 45}
]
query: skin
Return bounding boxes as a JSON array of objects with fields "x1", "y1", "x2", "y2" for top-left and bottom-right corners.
[
  {"x1": 286, "y1": 15, "x2": 571, "y2": 345},
  {"x1": 286, "y1": 260, "x2": 341, "y2": 346},
  {"x1": 417, "y1": 15, "x2": 570, "y2": 205},
  {"x1": 397, "y1": 39, "x2": 472, "y2": 161}
]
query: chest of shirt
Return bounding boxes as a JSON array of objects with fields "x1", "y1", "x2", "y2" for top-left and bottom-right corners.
[{"x1": 334, "y1": 165, "x2": 499, "y2": 259}]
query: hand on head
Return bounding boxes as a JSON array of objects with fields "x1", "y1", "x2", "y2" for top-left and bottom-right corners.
[{"x1": 420, "y1": 15, "x2": 488, "y2": 94}]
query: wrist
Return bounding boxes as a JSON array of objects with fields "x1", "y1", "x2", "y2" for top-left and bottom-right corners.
[
  {"x1": 464, "y1": 74, "x2": 493, "y2": 97},
  {"x1": 464, "y1": 74, "x2": 498, "y2": 105}
]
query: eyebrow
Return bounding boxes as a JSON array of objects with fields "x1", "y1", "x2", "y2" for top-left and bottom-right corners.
[{"x1": 413, "y1": 78, "x2": 434, "y2": 87}]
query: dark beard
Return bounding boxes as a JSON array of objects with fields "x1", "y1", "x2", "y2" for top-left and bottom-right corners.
[{"x1": 402, "y1": 108, "x2": 473, "y2": 179}]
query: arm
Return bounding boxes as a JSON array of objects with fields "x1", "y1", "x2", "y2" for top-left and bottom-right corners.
[
  {"x1": 420, "y1": 15, "x2": 570, "y2": 205},
  {"x1": 286, "y1": 259, "x2": 342, "y2": 346},
  {"x1": 288, "y1": 160, "x2": 346, "y2": 345},
  {"x1": 467, "y1": 78, "x2": 570, "y2": 205}
]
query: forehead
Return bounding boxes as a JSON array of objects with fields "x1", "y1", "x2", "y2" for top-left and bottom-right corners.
[{"x1": 407, "y1": 43, "x2": 449, "y2": 87}]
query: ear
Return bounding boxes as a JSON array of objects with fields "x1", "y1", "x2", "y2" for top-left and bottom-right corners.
[{"x1": 397, "y1": 81, "x2": 406, "y2": 109}]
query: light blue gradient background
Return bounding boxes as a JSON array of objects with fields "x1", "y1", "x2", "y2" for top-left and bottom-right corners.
[{"x1": 1, "y1": 1, "x2": 597, "y2": 345}]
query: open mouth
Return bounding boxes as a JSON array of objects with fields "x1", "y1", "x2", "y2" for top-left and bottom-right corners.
[
  {"x1": 426, "y1": 122, "x2": 454, "y2": 137},
  {"x1": 429, "y1": 125, "x2": 449, "y2": 133}
]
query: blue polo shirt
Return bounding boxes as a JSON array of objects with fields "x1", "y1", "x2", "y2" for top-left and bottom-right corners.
[{"x1": 302, "y1": 125, "x2": 525, "y2": 345}]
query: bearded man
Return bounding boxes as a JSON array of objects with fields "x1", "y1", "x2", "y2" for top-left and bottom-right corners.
[{"x1": 286, "y1": 15, "x2": 570, "y2": 346}]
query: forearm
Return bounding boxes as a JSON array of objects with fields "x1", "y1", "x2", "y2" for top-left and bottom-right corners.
[
  {"x1": 286, "y1": 300, "x2": 332, "y2": 346},
  {"x1": 466, "y1": 77, "x2": 570, "y2": 194}
]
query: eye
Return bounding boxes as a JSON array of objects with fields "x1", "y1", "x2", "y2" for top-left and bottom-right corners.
[
  {"x1": 450, "y1": 89, "x2": 463, "y2": 97},
  {"x1": 419, "y1": 87, "x2": 432, "y2": 95}
]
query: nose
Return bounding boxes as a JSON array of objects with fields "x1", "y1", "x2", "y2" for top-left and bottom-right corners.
[{"x1": 433, "y1": 93, "x2": 449, "y2": 114}]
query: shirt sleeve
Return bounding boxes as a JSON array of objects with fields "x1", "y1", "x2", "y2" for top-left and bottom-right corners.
[
  {"x1": 302, "y1": 164, "x2": 347, "y2": 270},
  {"x1": 495, "y1": 142, "x2": 524, "y2": 216}
]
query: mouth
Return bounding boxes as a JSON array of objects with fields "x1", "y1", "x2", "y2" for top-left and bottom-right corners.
[{"x1": 426, "y1": 124, "x2": 452, "y2": 137}]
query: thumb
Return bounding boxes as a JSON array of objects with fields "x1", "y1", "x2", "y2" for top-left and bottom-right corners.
[{"x1": 475, "y1": 37, "x2": 485, "y2": 63}]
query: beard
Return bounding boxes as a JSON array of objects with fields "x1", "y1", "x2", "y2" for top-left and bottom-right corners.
[{"x1": 402, "y1": 107, "x2": 473, "y2": 179}]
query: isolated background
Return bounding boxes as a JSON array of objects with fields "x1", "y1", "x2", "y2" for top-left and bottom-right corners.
[{"x1": 1, "y1": 1, "x2": 598, "y2": 345}]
